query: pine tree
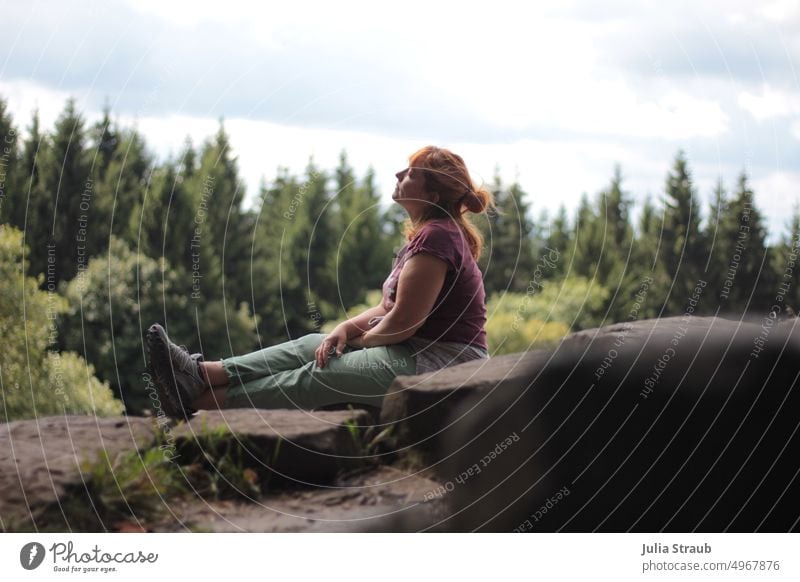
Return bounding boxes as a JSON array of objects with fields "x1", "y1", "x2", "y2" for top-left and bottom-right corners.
[
  {"x1": 713, "y1": 172, "x2": 772, "y2": 314},
  {"x1": 183, "y1": 121, "x2": 244, "y2": 302},
  {"x1": 89, "y1": 104, "x2": 118, "y2": 181},
  {"x1": 660, "y1": 151, "x2": 707, "y2": 314},
  {"x1": 773, "y1": 202, "x2": 800, "y2": 315},
  {"x1": 593, "y1": 166, "x2": 639, "y2": 322},
  {"x1": 544, "y1": 203, "x2": 572, "y2": 280},
  {"x1": 703, "y1": 178, "x2": 728, "y2": 302},
  {"x1": 13, "y1": 111, "x2": 50, "y2": 257},
  {"x1": 335, "y1": 153, "x2": 392, "y2": 308},
  {"x1": 0, "y1": 97, "x2": 19, "y2": 226},
  {"x1": 181, "y1": 136, "x2": 197, "y2": 179},
  {"x1": 635, "y1": 193, "x2": 670, "y2": 319},
  {"x1": 478, "y1": 172, "x2": 537, "y2": 295},
  {"x1": 381, "y1": 196, "x2": 407, "y2": 244},
  {"x1": 291, "y1": 157, "x2": 339, "y2": 328},
  {"x1": 570, "y1": 192, "x2": 598, "y2": 278},
  {"x1": 36, "y1": 98, "x2": 92, "y2": 284},
  {"x1": 94, "y1": 127, "x2": 151, "y2": 251},
  {"x1": 134, "y1": 159, "x2": 194, "y2": 266},
  {"x1": 252, "y1": 168, "x2": 309, "y2": 338}
]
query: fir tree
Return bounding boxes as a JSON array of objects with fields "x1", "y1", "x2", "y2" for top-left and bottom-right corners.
[
  {"x1": 570, "y1": 192, "x2": 598, "y2": 278},
  {"x1": 703, "y1": 178, "x2": 728, "y2": 302},
  {"x1": 479, "y1": 172, "x2": 537, "y2": 295},
  {"x1": 94, "y1": 127, "x2": 151, "y2": 250},
  {"x1": 14, "y1": 110, "x2": 50, "y2": 258},
  {"x1": 37, "y1": 98, "x2": 92, "y2": 284},
  {"x1": 660, "y1": 151, "x2": 707, "y2": 314},
  {"x1": 773, "y1": 202, "x2": 800, "y2": 315},
  {"x1": 335, "y1": 153, "x2": 394, "y2": 308},
  {"x1": 0, "y1": 97, "x2": 18, "y2": 226},
  {"x1": 714, "y1": 172, "x2": 772, "y2": 314},
  {"x1": 544, "y1": 203, "x2": 572, "y2": 279},
  {"x1": 292, "y1": 158, "x2": 339, "y2": 328},
  {"x1": 635, "y1": 193, "x2": 670, "y2": 319},
  {"x1": 593, "y1": 166, "x2": 639, "y2": 322}
]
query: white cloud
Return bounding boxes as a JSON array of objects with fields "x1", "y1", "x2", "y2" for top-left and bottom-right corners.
[
  {"x1": 3, "y1": 2, "x2": 798, "y2": 247},
  {"x1": 761, "y1": 0, "x2": 800, "y2": 22},
  {"x1": 792, "y1": 119, "x2": 800, "y2": 141},
  {"x1": 738, "y1": 85, "x2": 800, "y2": 122},
  {"x1": 0, "y1": 79, "x2": 76, "y2": 130},
  {"x1": 751, "y1": 170, "x2": 800, "y2": 238}
]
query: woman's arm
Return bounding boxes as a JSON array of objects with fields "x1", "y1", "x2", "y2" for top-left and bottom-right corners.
[
  {"x1": 357, "y1": 253, "x2": 447, "y2": 348},
  {"x1": 317, "y1": 305, "x2": 387, "y2": 369},
  {"x1": 337, "y1": 304, "x2": 388, "y2": 339}
]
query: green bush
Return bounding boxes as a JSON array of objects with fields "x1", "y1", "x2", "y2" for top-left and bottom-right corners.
[
  {"x1": 485, "y1": 276, "x2": 611, "y2": 355},
  {"x1": 488, "y1": 275, "x2": 610, "y2": 332},
  {"x1": 59, "y1": 236, "x2": 258, "y2": 414},
  {"x1": 485, "y1": 311, "x2": 569, "y2": 355},
  {"x1": 0, "y1": 225, "x2": 123, "y2": 420}
]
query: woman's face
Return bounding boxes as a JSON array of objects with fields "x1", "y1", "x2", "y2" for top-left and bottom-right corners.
[{"x1": 392, "y1": 166, "x2": 438, "y2": 220}]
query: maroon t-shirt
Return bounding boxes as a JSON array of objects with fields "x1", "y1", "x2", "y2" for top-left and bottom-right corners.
[{"x1": 381, "y1": 218, "x2": 488, "y2": 351}]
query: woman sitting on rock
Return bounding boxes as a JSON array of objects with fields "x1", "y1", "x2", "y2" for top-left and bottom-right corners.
[{"x1": 147, "y1": 145, "x2": 494, "y2": 419}]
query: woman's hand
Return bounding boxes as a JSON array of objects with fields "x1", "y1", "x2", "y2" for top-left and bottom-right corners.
[{"x1": 314, "y1": 324, "x2": 350, "y2": 369}]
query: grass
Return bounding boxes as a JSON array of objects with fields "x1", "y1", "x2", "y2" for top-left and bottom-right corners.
[
  {"x1": 12, "y1": 409, "x2": 391, "y2": 532},
  {"x1": 14, "y1": 445, "x2": 187, "y2": 532},
  {"x1": 342, "y1": 404, "x2": 396, "y2": 459},
  {"x1": 12, "y1": 418, "x2": 283, "y2": 532},
  {"x1": 178, "y1": 420, "x2": 264, "y2": 501}
]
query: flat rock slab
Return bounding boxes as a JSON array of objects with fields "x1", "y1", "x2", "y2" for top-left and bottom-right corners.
[
  {"x1": 171, "y1": 408, "x2": 374, "y2": 487},
  {"x1": 0, "y1": 416, "x2": 158, "y2": 530},
  {"x1": 156, "y1": 465, "x2": 449, "y2": 532}
]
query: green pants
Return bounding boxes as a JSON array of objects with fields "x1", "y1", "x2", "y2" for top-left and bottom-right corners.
[{"x1": 221, "y1": 333, "x2": 416, "y2": 410}]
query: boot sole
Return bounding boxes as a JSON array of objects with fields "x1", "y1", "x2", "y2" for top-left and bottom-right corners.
[{"x1": 146, "y1": 324, "x2": 196, "y2": 421}]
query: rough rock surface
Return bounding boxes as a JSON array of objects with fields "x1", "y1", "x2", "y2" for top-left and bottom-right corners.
[
  {"x1": 156, "y1": 465, "x2": 449, "y2": 532},
  {"x1": 380, "y1": 350, "x2": 550, "y2": 453},
  {"x1": 171, "y1": 408, "x2": 374, "y2": 486},
  {"x1": 6, "y1": 316, "x2": 799, "y2": 532},
  {"x1": 1, "y1": 408, "x2": 380, "y2": 531},
  {"x1": 0, "y1": 416, "x2": 157, "y2": 530},
  {"x1": 421, "y1": 316, "x2": 800, "y2": 531}
]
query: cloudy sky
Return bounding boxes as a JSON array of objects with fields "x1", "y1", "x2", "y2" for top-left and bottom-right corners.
[{"x1": 2, "y1": 0, "x2": 798, "y2": 243}]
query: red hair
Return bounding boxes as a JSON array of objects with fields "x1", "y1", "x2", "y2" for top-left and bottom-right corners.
[{"x1": 402, "y1": 145, "x2": 495, "y2": 261}]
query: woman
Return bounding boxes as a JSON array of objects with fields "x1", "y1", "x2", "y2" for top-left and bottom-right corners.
[{"x1": 146, "y1": 145, "x2": 495, "y2": 419}]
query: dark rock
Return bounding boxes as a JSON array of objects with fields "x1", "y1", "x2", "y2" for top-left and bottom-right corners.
[
  {"x1": 380, "y1": 350, "x2": 552, "y2": 453},
  {"x1": 171, "y1": 408, "x2": 374, "y2": 486},
  {"x1": 432, "y1": 316, "x2": 800, "y2": 531}
]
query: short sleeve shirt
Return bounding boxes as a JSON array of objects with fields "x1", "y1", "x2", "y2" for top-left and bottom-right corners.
[{"x1": 380, "y1": 218, "x2": 489, "y2": 368}]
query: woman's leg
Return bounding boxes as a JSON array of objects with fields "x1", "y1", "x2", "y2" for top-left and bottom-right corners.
[
  {"x1": 193, "y1": 385, "x2": 229, "y2": 409},
  {"x1": 220, "y1": 342, "x2": 416, "y2": 411},
  {"x1": 222, "y1": 333, "x2": 326, "y2": 383},
  {"x1": 192, "y1": 333, "x2": 327, "y2": 410},
  {"x1": 199, "y1": 361, "x2": 230, "y2": 387}
]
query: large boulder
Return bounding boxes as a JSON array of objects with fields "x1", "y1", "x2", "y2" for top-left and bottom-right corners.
[
  {"x1": 375, "y1": 316, "x2": 800, "y2": 532},
  {"x1": 379, "y1": 350, "x2": 547, "y2": 453}
]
